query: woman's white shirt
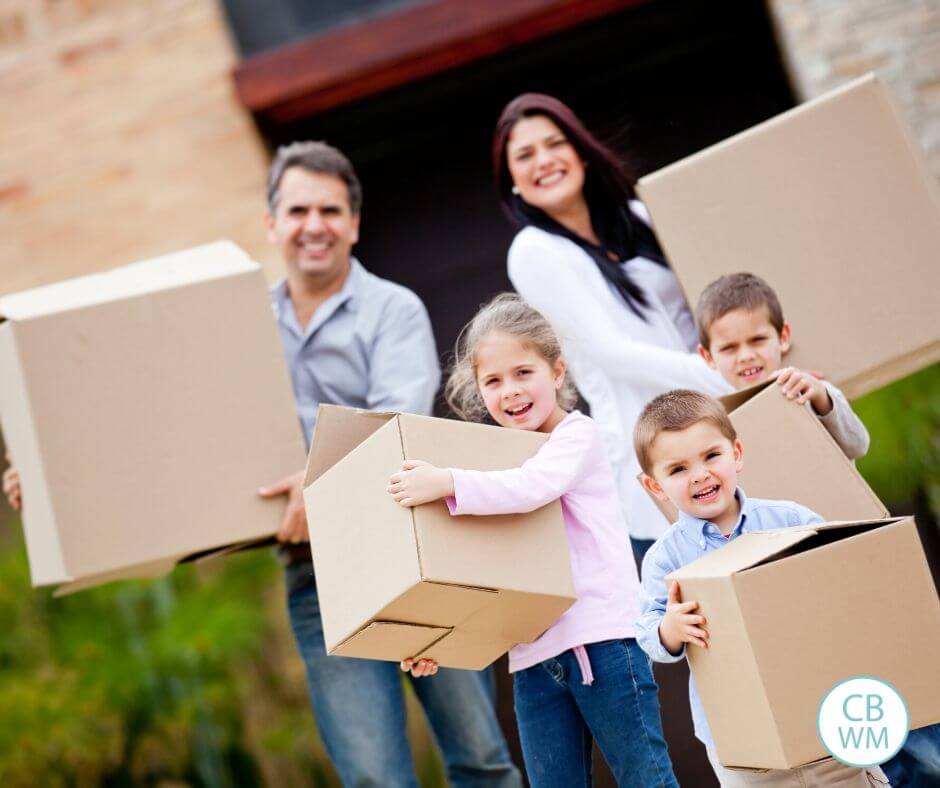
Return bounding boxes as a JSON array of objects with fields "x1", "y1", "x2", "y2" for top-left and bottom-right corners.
[{"x1": 507, "y1": 202, "x2": 731, "y2": 539}]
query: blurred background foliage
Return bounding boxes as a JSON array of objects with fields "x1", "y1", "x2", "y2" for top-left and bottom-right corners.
[{"x1": 0, "y1": 364, "x2": 936, "y2": 787}]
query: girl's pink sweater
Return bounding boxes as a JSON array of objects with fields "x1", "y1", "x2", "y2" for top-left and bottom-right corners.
[{"x1": 447, "y1": 410, "x2": 640, "y2": 674}]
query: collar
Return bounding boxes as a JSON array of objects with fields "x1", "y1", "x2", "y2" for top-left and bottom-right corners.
[
  {"x1": 676, "y1": 487, "x2": 752, "y2": 545},
  {"x1": 271, "y1": 258, "x2": 364, "y2": 337}
]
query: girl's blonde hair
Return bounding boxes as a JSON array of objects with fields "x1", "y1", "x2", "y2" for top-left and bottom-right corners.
[{"x1": 445, "y1": 293, "x2": 578, "y2": 423}]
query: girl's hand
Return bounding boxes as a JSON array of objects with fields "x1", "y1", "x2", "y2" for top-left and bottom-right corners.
[
  {"x1": 388, "y1": 460, "x2": 454, "y2": 507},
  {"x1": 401, "y1": 657, "x2": 439, "y2": 678},
  {"x1": 659, "y1": 581, "x2": 708, "y2": 654},
  {"x1": 772, "y1": 366, "x2": 832, "y2": 415}
]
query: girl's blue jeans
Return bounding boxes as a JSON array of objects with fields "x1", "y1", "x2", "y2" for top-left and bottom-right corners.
[{"x1": 513, "y1": 638, "x2": 679, "y2": 788}]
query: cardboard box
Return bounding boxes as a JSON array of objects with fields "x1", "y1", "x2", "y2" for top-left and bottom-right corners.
[
  {"x1": 0, "y1": 242, "x2": 306, "y2": 593},
  {"x1": 721, "y1": 381, "x2": 887, "y2": 521},
  {"x1": 636, "y1": 381, "x2": 887, "y2": 525},
  {"x1": 302, "y1": 405, "x2": 576, "y2": 670},
  {"x1": 638, "y1": 74, "x2": 940, "y2": 399},
  {"x1": 669, "y1": 516, "x2": 940, "y2": 769}
]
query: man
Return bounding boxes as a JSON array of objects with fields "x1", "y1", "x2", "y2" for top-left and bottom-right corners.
[
  {"x1": 256, "y1": 141, "x2": 520, "y2": 787},
  {"x1": 3, "y1": 141, "x2": 521, "y2": 788}
]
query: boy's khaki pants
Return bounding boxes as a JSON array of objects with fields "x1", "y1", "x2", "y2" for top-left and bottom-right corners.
[{"x1": 706, "y1": 751, "x2": 890, "y2": 787}]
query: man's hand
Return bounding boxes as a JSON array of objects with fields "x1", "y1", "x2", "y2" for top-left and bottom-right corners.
[
  {"x1": 2, "y1": 457, "x2": 21, "y2": 512},
  {"x1": 401, "y1": 657, "x2": 439, "y2": 678},
  {"x1": 772, "y1": 366, "x2": 832, "y2": 415},
  {"x1": 388, "y1": 461, "x2": 454, "y2": 508},
  {"x1": 258, "y1": 469, "x2": 308, "y2": 543},
  {"x1": 659, "y1": 581, "x2": 708, "y2": 655}
]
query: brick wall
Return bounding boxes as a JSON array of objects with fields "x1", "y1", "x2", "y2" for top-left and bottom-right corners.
[
  {"x1": 768, "y1": 0, "x2": 940, "y2": 177},
  {"x1": 0, "y1": 0, "x2": 279, "y2": 293}
]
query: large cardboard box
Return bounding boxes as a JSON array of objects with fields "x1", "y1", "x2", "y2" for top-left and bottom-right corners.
[
  {"x1": 0, "y1": 242, "x2": 306, "y2": 593},
  {"x1": 639, "y1": 380, "x2": 888, "y2": 525},
  {"x1": 638, "y1": 74, "x2": 940, "y2": 399},
  {"x1": 669, "y1": 517, "x2": 940, "y2": 769},
  {"x1": 722, "y1": 381, "x2": 887, "y2": 521},
  {"x1": 302, "y1": 405, "x2": 576, "y2": 670}
]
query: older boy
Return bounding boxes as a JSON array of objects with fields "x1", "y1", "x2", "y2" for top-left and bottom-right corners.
[
  {"x1": 633, "y1": 389, "x2": 889, "y2": 787},
  {"x1": 695, "y1": 272, "x2": 869, "y2": 460}
]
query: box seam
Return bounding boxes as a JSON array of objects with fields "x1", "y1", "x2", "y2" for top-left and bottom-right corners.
[{"x1": 396, "y1": 415, "x2": 425, "y2": 578}]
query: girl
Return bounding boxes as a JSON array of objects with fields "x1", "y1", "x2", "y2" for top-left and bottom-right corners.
[
  {"x1": 387, "y1": 294, "x2": 678, "y2": 788},
  {"x1": 492, "y1": 94, "x2": 729, "y2": 563}
]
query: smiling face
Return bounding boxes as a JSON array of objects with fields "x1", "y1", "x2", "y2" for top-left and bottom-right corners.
[
  {"x1": 474, "y1": 331, "x2": 567, "y2": 433},
  {"x1": 699, "y1": 307, "x2": 792, "y2": 389},
  {"x1": 505, "y1": 115, "x2": 587, "y2": 220},
  {"x1": 644, "y1": 420, "x2": 744, "y2": 533},
  {"x1": 264, "y1": 167, "x2": 360, "y2": 282}
]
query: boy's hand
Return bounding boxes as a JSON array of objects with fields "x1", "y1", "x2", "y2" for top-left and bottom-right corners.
[
  {"x1": 772, "y1": 366, "x2": 832, "y2": 415},
  {"x1": 258, "y1": 469, "x2": 309, "y2": 543},
  {"x1": 401, "y1": 657, "x2": 439, "y2": 678},
  {"x1": 388, "y1": 461, "x2": 454, "y2": 508},
  {"x1": 659, "y1": 581, "x2": 709, "y2": 655},
  {"x1": 2, "y1": 456, "x2": 21, "y2": 512}
]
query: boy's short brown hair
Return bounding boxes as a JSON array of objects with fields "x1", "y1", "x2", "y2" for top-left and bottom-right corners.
[
  {"x1": 634, "y1": 389, "x2": 737, "y2": 476},
  {"x1": 696, "y1": 272, "x2": 785, "y2": 349}
]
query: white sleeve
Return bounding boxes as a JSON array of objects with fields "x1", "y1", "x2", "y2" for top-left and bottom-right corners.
[{"x1": 508, "y1": 233, "x2": 728, "y2": 395}]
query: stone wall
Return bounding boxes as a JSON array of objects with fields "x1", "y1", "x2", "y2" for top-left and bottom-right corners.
[
  {"x1": 0, "y1": 0, "x2": 278, "y2": 293},
  {"x1": 768, "y1": 0, "x2": 940, "y2": 177}
]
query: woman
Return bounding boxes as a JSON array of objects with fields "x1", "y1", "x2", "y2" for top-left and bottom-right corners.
[{"x1": 492, "y1": 93, "x2": 729, "y2": 563}]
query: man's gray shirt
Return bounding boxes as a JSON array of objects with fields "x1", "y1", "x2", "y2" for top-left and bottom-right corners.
[{"x1": 271, "y1": 258, "x2": 441, "y2": 449}]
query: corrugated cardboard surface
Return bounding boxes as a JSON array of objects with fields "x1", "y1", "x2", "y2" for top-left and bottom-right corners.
[
  {"x1": 0, "y1": 242, "x2": 306, "y2": 591},
  {"x1": 724, "y1": 382, "x2": 887, "y2": 521},
  {"x1": 303, "y1": 407, "x2": 576, "y2": 669},
  {"x1": 304, "y1": 418, "x2": 422, "y2": 653},
  {"x1": 672, "y1": 518, "x2": 940, "y2": 769},
  {"x1": 638, "y1": 74, "x2": 940, "y2": 399},
  {"x1": 399, "y1": 414, "x2": 574, "y2": 595}
]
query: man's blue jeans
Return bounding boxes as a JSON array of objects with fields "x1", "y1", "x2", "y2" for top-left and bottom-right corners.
[
  {"x1": 513, "y1": 639, "x2": 678, "y2": 788},
  {"x1": 882, "y1": 722, "x2": 940, "y2": 787},
  {"x1": 285, "y1": 561, "x2": 522, "y2": 788}
]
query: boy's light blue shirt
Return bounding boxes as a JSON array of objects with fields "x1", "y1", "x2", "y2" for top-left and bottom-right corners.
[{"x1": 635, "y1": 488, "x2": 824, "y2": 751}]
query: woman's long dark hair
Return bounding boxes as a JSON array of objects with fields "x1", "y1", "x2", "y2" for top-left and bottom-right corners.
[{"x1": 493, "y1": 93, "x2": 667, "y2": 317}]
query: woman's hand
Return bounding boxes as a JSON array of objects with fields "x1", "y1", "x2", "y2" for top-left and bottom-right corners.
[
  {"x1": 401, "y1": 657, "x2": 439, "y2": 678},
  {"x1": 388, "y1": 461, "x2": 454, "y2": 507}
]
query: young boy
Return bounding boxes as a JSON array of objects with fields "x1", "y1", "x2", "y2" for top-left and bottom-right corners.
[
  {"x1": 695, "y1": 272, "x2": 869, "y2": 460},
  {"x1": 633, "y1": 389, "x2": 890, "y2": 787}
]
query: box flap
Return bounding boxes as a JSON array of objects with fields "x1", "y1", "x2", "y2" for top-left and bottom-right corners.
[
  {"x1": 416, "y1": 627, "x2": 516, "y2": 671},
  {"x1": 376, "y1": 581, "x2": 498, "y2": 628},
  {"x1": 332, "y1": 621, "x2": 451, "y2": 661},
  {"x1": 669, "y1": 528, "x2": 819, "y2": 581},
  {"x1": 719, "y1": 380, "x2": 773, "y2": 413},
  {"x1": 0, "y1": 241, "x2": 256, "y2": 321},
  {"x1": 304, "y1": 404, "x2": 397, "y2": 486}
]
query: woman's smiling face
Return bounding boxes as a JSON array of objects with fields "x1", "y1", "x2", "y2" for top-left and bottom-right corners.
[{"x1": 506, "y1": 115, "x2": 586, "y2": 219}]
